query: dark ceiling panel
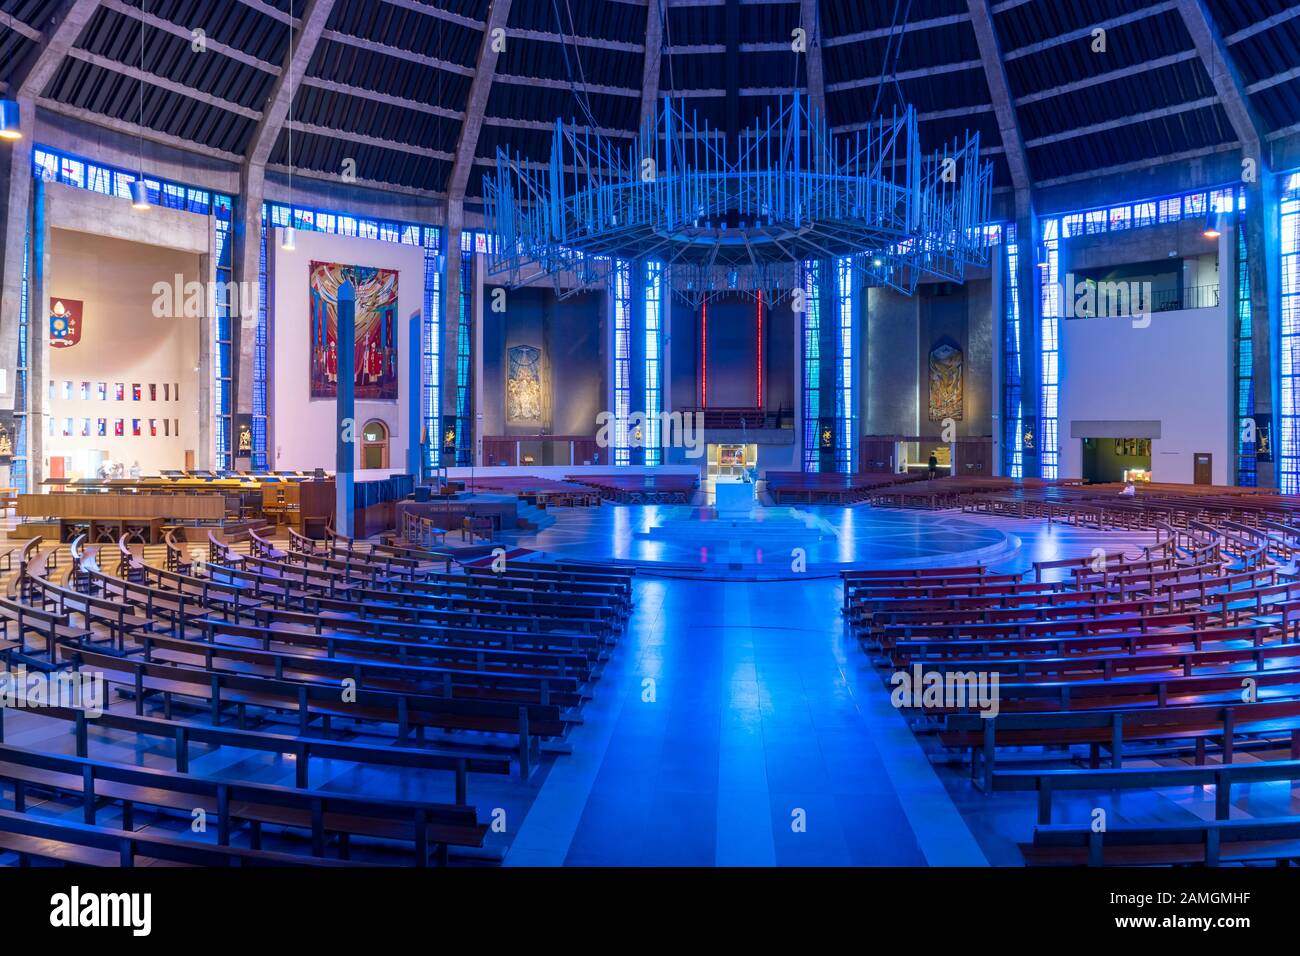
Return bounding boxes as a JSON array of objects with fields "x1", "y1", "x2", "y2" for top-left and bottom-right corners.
[
  {"x1": 1017, "y1": 59, "x2": 1216, "y2": 141},
  {"x1": 817, "y1": 0, "x2": 969, "y2": 38},
  {"x1": 1027, "y1": 103, "x2": 1235, "y2": 181},
  {"x1": 1002, "y1": 8, "x2": 1195, "y2": 100},
  {"x1": 8, "y1": 0, "x2": 1300, "y2": 194},
  {"x1": 327, "y1": 0, "x2": 482, "y2": 69},
  {"x1": 496, "y1": 35, "x2": 641, "y2": 88},
  {"x1": 311, "y1": 36, "x2": 472, "y2": 114},
  {"x1": 507, "y1": 0, "x2": 643, "y2": 44}
]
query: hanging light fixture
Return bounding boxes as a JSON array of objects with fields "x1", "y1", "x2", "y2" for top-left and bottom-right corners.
[
  {"x1": 130, "y1": 179, "x2": 151, "y2": 210},
  {"x1": 1203, "y1": 205, "x2": 1221, "y2": 240},
  {"x1": 281, "y1": 0, "x2": 296, "y2": 251},
  {"x1": 131, "y1": 0, "x2": 150, "y2": 210},
  {"x1": 0, "y1": 99, "x2": 22, "y2": 140}
]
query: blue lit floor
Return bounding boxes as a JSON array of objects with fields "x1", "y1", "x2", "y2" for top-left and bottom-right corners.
[
  {"x1": 500, "y1": 504, "x2": 1018, "y2": 578},
  {"x1": 505, "y1": 509, "x2": 1189, "y2": 867}
]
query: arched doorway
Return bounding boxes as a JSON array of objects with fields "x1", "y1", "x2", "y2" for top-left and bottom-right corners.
[{"x1": 361, "y1": 419, "x2": 389, "y2": 470}]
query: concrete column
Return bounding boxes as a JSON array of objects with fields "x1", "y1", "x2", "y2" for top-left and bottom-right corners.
[
  {"x1": 28, "y1": 175, "x2": 48, "y2": 490},
  {"x1": 818, "y1": 259, "x2": 837, "y2": 472},
  {"x1": 335, "y1": 281, "x2": 356, "y2": 534},
  {"x1": 1014, "y1": 205, "x2": 1041, "y2": 478},
  {"x1": 233, "y1": 163, "x2": 264, "y2": 469},
  {"x1": 629, "y1": 261, "x2": 647, "y2": 465},
  {"x1": 472, "y1": 247, "x2": 484, "y2": 467},
  {"x1": 991, "y1": 237, "x2": 1004, "y2": 475},
  {"x1": 406, "y1": 310, "x2": 422, "y2": 480},
  {"x1": 442, "y1": 203, "x2": 463, "y2": 466},
  {"x1": 0, "y1": 100, "x2": 34, "y2": 415},
  {"x1": 198, "y1": 248, "x2": 213, "y2": 470},
  {"x1": 1245, "y1": 162, "x2": 1280, "y2": 489}
]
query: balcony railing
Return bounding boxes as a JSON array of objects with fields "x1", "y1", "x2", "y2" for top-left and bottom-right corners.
[{"x1": 1154, "y1": 284, "x2": 1220, "y2": 312}]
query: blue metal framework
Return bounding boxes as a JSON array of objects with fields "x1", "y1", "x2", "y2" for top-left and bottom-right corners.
[
  {"x1": 835, "y1": 257, "x2": 854, "y2": 474},
  {"x1": 27, "y1": 146, "x2": 233, "y2": 472},
  {"x1": 1002, "y1": 224, "x2": 1023, "y2": 478},
  {"x1": 613, "y1": 260, "x2": 632, "y2": 466},
  {"x1": 801, "y1": 260, "x2": 822, "y2": 473},
  {"x1": 644, "y1": 260, "x2": 663, "y2": 466},
  {"x1": 1281, "y1": 173, "x2": 1300, "y2": 494},
  {"x1": 485, "y1": 95, "x2": 993, "y2": 304},
  {"x1": 1235, "y1": 189, "x2": 1256, "y2": 486}
]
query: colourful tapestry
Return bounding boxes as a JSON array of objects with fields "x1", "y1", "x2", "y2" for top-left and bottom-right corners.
[
  {"x1": 507, "y1": 345, "x2": 543, "y2": 424},
  {"x1": 927, "y1": 341, "x2": 964, "y2": 422},
  {"x1": 308, "y1": 262, "x2": 399, "y2": 400},
  {"x1": 49, "y1": 298, "x2": 83, "y2": 348}
]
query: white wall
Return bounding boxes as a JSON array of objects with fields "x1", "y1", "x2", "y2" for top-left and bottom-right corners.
[
  {"x1": 45, "y1": 229, "x2": 203, "y2": 478},
  {"x1": 1059, "y1": 300, "x2": 1232, "y2": 484},
  {"x1": 271, "y1": 227, "x2": 425, "y2": 471}
]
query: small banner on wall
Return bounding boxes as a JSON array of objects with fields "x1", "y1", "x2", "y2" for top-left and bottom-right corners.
[
  {"x1": 819, "y1": 418, "x2": 835, "y2": 451},
  {"x1": 49, "y1": 298, "x2": 83, "y2": 348},
  {"x1": 235, "y1": 414, "x2": 254, "y2": 458},
  {"x1": 0, "y1": 411, "x2": 14, "y2": 463},
  {"x1": 1021, "y1": 416, "x2": 1037, "y2": 456},
  {"x1": 441, "y1": 414, "x2": 458, "y2": 464},
  {"x1": 1254, "y1": 413, "x2": 1273, "y2": 463}
]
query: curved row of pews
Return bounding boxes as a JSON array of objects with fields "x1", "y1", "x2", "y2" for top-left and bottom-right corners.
[
  {"x1": 0, "y1": 521, "x2": 631, "y2": 867},
  {"x1": 850, "y1": 486, "x2": 1300, "y2": 866}
]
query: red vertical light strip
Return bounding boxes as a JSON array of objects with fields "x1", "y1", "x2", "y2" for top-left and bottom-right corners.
[
  {"x1": 756, "y1": 290, "x2": 763, "y2": 408},
  {"x1": 700, "y1": 299, "x2": 708, "y2": 408}
]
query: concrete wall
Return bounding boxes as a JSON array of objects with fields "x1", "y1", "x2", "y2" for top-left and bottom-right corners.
[
  {"x1": 270, "y1": 227, "x2": 424, "y2": 471},
  {"x1": 666, "y1": 294, "x2": 795, "y2": 414},
  {"x1": 863, "y1": 278, "x2": 994, "y2": 440},
  {"x1": 44, "y1": 229, "x2": 202, "y2": 477},
  {"x1": 1059, "y1": 302, "x2": 1232, "y2": 484},
  {"x1": 479, "y1": 284, "x2": 605, "y2": 438}
]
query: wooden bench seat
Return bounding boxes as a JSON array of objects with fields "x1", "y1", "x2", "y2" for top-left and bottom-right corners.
[
  {"x1": 0, "y1": 808, "x2": 356, "y2": 867},
  {"x1": 137, "y1": 631, "x2": 586, "y2": 709},
  {"x1": 0, "y1": 742, "x2": 487, "y2": 865},
  {"x1": 1025, "y1": 816, "x2": 1300, "y2": 867},
  {"x1": 196, "y1": 618, "x2": 595, "y2": 682},
  {"x1": 63, "y1": 645, "x2": 573, "y2": 777}
]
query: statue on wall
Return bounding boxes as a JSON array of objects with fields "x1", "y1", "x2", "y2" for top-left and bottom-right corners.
[
  {"x1": 507, "y1": 345, "x2": 543, "y2": 424},
  {"x1": 928, "y1": 341, "x2": 964, "y2": 422}
]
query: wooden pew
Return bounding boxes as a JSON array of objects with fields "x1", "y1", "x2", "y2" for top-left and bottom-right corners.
[
  {"x1": 0, "y1": 697, "x2": 510, "y2": 794},
  {"x1": 0, "y1": 742, "x2": 487, "y2": 865},
  {"x1": 62, "y1": 645, "x2": 574, "y2": 778},
  {"x1": 0, "y1": 808, "x2": 357, "y2": 867}
]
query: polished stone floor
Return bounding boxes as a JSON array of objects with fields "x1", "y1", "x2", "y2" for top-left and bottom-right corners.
[
  {"x1": 500, "y1": 503, "x2": 1017, "y2": 578},
  {"x1": 506, "y1": 509, "x2": 1172, "y2": 866}
]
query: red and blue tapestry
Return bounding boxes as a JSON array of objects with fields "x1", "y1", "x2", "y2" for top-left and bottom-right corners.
[{"x1": 308, "y1": 261, "x2": 399, "y2": 400}]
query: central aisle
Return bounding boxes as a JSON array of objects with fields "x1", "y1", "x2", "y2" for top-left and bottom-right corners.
[{"x1": 506, "y1": 574, "x2": 988, "y2": 866}]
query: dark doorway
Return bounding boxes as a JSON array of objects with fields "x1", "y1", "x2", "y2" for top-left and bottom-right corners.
[
  {"x1": 1194, "y1": 452, "x2": 1212, "y2": 485},
  {"x1": 1080, "y1": 437, "x2": 1152, "y2": 483}
]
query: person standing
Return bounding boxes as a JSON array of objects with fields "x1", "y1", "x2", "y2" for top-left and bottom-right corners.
[{"x1": 928, "y1": 452, "x2": 938, "y2": 479}]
